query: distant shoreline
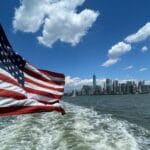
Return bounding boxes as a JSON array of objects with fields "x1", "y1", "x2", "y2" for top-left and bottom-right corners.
[{"x1": 63, "y1": 93, "x2": 150, "y2": 98}]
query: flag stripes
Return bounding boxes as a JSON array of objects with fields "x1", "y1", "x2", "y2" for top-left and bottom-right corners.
[
  {"x1": 24, "y1": 64, "x2": 65, "y2": 85},
  {"x1": 0, "y1": 105, "x2": 65, "y2": 116},
  {"x1": 0, "y1": 24, "x2": 65, "y2": 116},
  {"x1": 23, "y1": 63, "x2": 64, "y2": 102}
]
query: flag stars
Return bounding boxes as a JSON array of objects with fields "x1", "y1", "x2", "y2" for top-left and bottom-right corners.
[
  {"x1": 9, "y1": 51, "x2": 13, "y2": 56},
  {"x1": 4, "y1": 52, "x2": 8, "y2": 56},
  {"x1": 17, "y1": 58, "x2": 20, "y2": 62},
  {"x1": 19, "y1": 70, "x2": 22, "y2": 73},
  {"x1": 8, "y1": 66, "x2": 12, "y2": 70},
  {"x1": 19, "y1": 76, "x2": 23, "y2": 80},
  {"x1": 0, "y1": 36, "x2": 4, "y2": 42},
  {"x1": 19, "y1": 63, "x2": 23, "y2": 68},
  {"x1": 1, "y1": 51, "x2": 4, "y2": 56},
  {"x1": 5, "y1": 66, "x2": 8, "y2": 70},
  {"x1": 6, "y1": 46, "x2": 10, "y2": 50},
  {"x1": 6, "y1": 59, "x2": 10, "y2": 63},
  {"x1": 12, "y1": 59, "x2": 15, "y2": 63},
  {"x1": 0, "y1": 25, "x2": 25, "y2": 86}
]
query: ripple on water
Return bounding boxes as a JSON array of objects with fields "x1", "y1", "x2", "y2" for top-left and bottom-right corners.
[{"x1": 0, "y1": 102, "x2": 149, "y2": 150}]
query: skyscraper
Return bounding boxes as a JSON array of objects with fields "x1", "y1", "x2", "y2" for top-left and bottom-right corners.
[
  {"x1": 138, "y1": 80, "x2": 145, "y2": 93},
  {"x1": 106, "y1": 78, "x2": 112, "y2": 94},
  {"x1": 113, "y1": 80, "x2": 119, "y2": 94},
  {"x1": 93, "y1": 74, "x2": 96, "y2": 90}
]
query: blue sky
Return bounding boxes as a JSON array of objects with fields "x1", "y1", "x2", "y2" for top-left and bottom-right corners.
[{"x1": 0, "y1": 0, "x2": 150, "y2": 88}]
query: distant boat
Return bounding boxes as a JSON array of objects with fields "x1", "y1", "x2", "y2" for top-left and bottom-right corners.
[{"x1": 72, "y1": 89, "x2": 76, "y2": 97}]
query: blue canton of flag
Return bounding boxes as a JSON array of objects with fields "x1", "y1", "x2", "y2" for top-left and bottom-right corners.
[{"x1": 0, "y1": 25, "x2": 25, "y2": 86}]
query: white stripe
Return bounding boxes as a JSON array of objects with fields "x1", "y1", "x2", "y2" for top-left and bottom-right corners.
[
  {"x1": 27, "y1": 93, "x2": 59, "y2": 103},
  {"x1": 24, "y1": 73, "x2": 64, "y2": 89},
  {"x1": 0, "y1": 80, "x2": 26, "y2": 95},
  {"x1": 25, "y1": 81, "x2": 63, "y2": 94},
  {"x1": 24, "y1": 82, "x2": 63, "y2": 96},
  {"x1": 25, "y1": 63, "x2": 64, "y2": 81},
  {"x1": 0, "y1": 97, "x2": 45, "y2": 107},
  {"x1": 40, "y1": 70, "x2": 65, "y2": 82}
]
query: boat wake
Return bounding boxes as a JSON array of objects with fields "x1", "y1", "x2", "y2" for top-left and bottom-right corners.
[{"x1": 0, "y1": 102, "x2": 149, "y2": 150}]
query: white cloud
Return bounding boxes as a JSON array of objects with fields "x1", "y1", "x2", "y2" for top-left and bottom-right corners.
[
  {"x1": 102, "y1": 42, "x2": 131, "y2": 67},
  {"x1": 102, "y1": 22, "x2": 150, "y2": 67},
  {"x1": 141, "y1": 46, "x2": 148, "y2": 52},
  {"x1": 125, "y1": 22, "x2": 150, "y2": 43},
  {"x1": 145, "y1": 81, "x2": 150, "y2": 85},
  {"x1": 101, "y1": 58, "x2": 119, "y2": 67},
  {"x1": 65, "y1": 76, "x2": 105, "y2": 91},
  {"x1": 139, "y1": 67, "x2": 148, "y2": 72},
  {"x1": 108, "y1": 42, "x2": 131, "y2": 58},
  {"x1": 118, "y1": 79, "x2": 138, "y2": 84},
  {"x1": 13, "y1": 0, "x2": 99, "y2": 47},
  {"x1": 124, "y1": 65, "x2": 133, "y2": 70}
]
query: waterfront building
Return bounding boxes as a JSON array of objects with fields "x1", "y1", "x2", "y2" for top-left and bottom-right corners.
[
  {"x1": 77, "y1": 78, "x2": 150, "y2": 96},
  {"x1": 132, "y1": 81, "x2": 137, "y2": 94},
  {"x1": 95, "y1": 86, "x2": 102, "y2": 95},
  {"x1": 120, "y1": 83, "x2": 126, "y2": 94},
  {"x1": 106, "y1": 79, "x2": 112, "y2": 94},
  {"x1": 113, "y1": 80, "x2": 119, "y2": 94},
  {"x1": 126, "y1": 81, "x2": 133, "y2": 94},
  {"x1": 103, "y1": 82, "x2": 106, "y2": 94},
  {"x1": 93, "y1": 74, "x2": 96, "y2": 90},
  {"x1": 81, "y1": 85, "x2": 93, "y2": 95},
  {"x1": 138, "y1": 80, "x2": 145, "y2": 93},
  {"x1": 141, "y1": 84, "x2": 150, "y2": 94}
]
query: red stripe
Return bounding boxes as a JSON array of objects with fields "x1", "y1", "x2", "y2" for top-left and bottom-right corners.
[
  {"x1": 0, "y1": 106, "x2": 65, "y2": 116},
  {"x1": 24, "y1": 68, "x2": 65, "y2": 85},
  {"x1": 0, "y1": 73, "x2": 21, "y2": 87},
  {"x1": 25, "y1": 77, "x2": 64, "y2": 92},
  {"x1": 0, "y1": 89, "x2": 27, "y2": 100},
  {"x1": 37, "y1": 100, "x2": 59, "y2": 105},
  {"x1": 40, "y1": 69, "x2": 65, "y2": 78},
  {"x1": 24, "y1": 87, "x2": 61, "y2": 99}
]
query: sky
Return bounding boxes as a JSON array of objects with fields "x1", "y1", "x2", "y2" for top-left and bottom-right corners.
[{"x1": 0, "y1": 0, "x2": 150, "y2": 90}]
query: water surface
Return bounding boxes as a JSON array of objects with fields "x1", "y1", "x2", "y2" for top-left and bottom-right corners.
[{"x1": 0, "y1": 94, "x2": 149, "y2": 150}]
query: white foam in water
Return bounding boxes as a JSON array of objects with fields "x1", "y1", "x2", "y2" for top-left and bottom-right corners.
[{"x1": 0, "y1": 102, "x2": 149, "y2": 150}]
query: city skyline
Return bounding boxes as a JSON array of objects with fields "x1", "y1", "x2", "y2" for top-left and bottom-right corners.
[
  {"x1": 66, "y1": 74, "x2": 150, "y2": 95},
  {"x1": 0, "y1": 0, "x2": 150, "y2": 90},
  {"x1": 65, "y1": 74, "x2": 150, "y2": 92}
]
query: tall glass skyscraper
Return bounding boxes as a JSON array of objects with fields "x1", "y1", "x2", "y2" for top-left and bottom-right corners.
[{"x1": 93, "y1": 74, "x2": 96, "y2": 90}]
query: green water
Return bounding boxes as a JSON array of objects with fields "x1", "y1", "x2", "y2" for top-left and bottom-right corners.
[
  {"x1": 63, "y1": 94, "x2": 150, "y2": 130},
  {"x1": 0, "y1": 94, "x2": 149, "y2": 150}
]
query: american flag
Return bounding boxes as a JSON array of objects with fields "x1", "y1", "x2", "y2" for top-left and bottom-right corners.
[{"x1": 0, "y1": 24, "x2": 65, "y2": 116}]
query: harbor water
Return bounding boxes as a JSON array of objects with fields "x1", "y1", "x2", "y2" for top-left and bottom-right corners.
[{"x1": 0, "y1": 94, "x2": 150, "y2": 150}]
